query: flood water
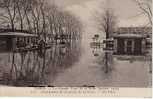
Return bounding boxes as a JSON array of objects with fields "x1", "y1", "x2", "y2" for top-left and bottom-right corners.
[{"x1": 0, "y1": 40, "x2": 151, "y2": 87}]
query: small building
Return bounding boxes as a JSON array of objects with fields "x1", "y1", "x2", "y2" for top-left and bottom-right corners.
[
  {"x1": 0, "y1": 31, "x2": 37, "y2": 52},
  {"x1": 113, "y1": 27, "x2": 152, "y2": 55},
  {"x1": 103, "y1": 38, "x2": 114, "y2": 50}
]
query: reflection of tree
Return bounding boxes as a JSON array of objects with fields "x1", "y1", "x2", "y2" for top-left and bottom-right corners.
[
  {"x1": 1, "y1": 40, "x2": 81, "y2": 86},
  {"x1": 104, "y1": 52, "x2": 113, "y2": 73},
  {"x1": 96, "y1": 51, "x2": 114, "y2": 74}
]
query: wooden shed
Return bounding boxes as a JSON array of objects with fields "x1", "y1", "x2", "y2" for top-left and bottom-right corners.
[{"x1": 0, "y1": 31, "x2": 37, "y2": 52}]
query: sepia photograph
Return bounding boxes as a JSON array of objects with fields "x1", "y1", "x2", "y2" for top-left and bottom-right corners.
[{"x1": 0, "y1": 0, "x2": 152, "y2": 97}]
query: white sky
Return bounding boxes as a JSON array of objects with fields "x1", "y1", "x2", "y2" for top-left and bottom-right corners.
[
  {"x1": 48, "y1": 0, "x2": 149, "y2": 45},
  {"x1": 49, "y1": 0, "x2": 149, "y2": 26}
]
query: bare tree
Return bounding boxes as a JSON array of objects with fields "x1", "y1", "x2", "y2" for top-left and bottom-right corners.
[
  {"x1": 94, "y1": 4, "x2": 117, "y2": 73},
  {"x1": 96, "y1": 8, "x2": 117, "y2": 39},
  {"x1": 0, "y1": 0, "x2": 18, "y2": 30},
  {"x1": 46, "y1": 5, "x2": 83, "y2": 44},
  {"x1": 134, "y1": 0, "x2": 152, "y2": 25},
  {"x1": 0, "y1": 0, "x2": 83, "y2": 44},
  {"x1": 46, "y1": 4, "x2": 59, "y2": 42},
  {"x1": 23, "y1": 0, "x2": 33, "y2": 32},
  {"x1": 16, "y1": 0, "x2": 26, "y2": 30}
]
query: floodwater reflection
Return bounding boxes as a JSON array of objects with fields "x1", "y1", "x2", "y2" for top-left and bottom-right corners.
[
  {"x1": 92, "y1": 47, "x2": 114, "y2": 79},
  {"x1": 0, "y1": 41, "x2": 151, "y2": 87},
  {"x1": 91, "y1": 46, "x2": 151, "y2": 87},
  {"x1": 0, "y1": 42, "x2": 81, "y2": 86}
]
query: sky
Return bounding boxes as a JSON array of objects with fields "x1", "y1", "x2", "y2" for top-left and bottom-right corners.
[
  {"x1": 48, "y1": 0, "x2": 149, "y2": 45},
  {"x1": 49, "y1": 0, "x2": 149, "y2": 26}
]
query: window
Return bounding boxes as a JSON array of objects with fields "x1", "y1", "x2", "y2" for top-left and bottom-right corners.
[
  {"x1": 125, "y1": 39, "x2": 134, "y2": 54},
  {"x1": 0, "y1": 39, "x2": 7, "y2": 50}
]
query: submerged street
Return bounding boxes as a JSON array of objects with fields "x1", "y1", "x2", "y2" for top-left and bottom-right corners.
[
  {"x1": 0, "y1": 0, "x2": 152, "y2": 88},
  {"x1": 0, "y1": 37, "x2": 151, "y2": 87},
  {"x1": 51, "y1": 40, "x2": 151, "y2": 87}
]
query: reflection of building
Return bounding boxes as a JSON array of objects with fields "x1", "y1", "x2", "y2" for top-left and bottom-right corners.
[
  {"x1": 113, "y1": 27, "x2": 152, "y2": 55},
  {"x1": 0, "y1": 31, "x2": 37, "y2": 52}
]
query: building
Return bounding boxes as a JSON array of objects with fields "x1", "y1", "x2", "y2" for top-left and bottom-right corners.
[
  {"x1": 103, "y1": 38, "x2": 114, "y2": 50},
  {"x1": 0, "y1": 31, "x2": 37, "y2": 52},
  {"x1": 113, "y1": 27, "x2": 152, "y2": 55}
]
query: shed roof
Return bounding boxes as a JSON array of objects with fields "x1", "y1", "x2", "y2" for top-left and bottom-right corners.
[
  {"x1": 0, "y1": 32, "x2": 37, "y2": 37},
  {"x1": 0, "y1": 29, "x2": 30, "y2": 33}
]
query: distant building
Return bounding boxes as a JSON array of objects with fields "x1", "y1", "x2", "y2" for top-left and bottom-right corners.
[{"x1": 113, "y1": 27, "x2": 152, "y2": 55}]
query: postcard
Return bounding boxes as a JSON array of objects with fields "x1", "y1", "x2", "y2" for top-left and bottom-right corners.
[{"x1": 0, "y1": 0, "x2": 152, "y2": 97}]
